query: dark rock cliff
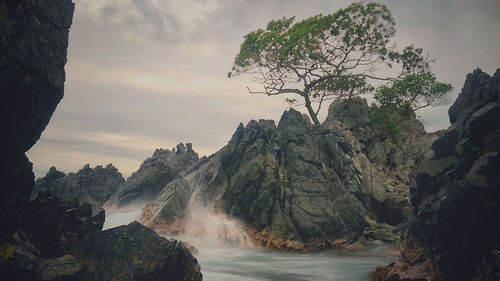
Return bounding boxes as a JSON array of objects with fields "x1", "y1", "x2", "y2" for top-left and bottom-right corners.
[
  {"x1": 105, "y1": 143, "x2": 199, "y2": 207},
  {"x1": 376, "y1": 69, "x2": 500, "y2": 281},
  {"x1": 140, "y1": 98, "x2": 436, "y2": 250},
  {"x1": 0, "y1": 1, "x2": 202, "y2": 280},
  {"x1": 0, "y1": 0, "x2": 74, "y2": 240},
  {"x1": 32, "y1": 164, "x2": 125, "y2": 206}
]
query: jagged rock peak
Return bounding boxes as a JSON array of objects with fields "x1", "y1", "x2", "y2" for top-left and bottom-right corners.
[
  {"x1": 277, "y1": 108, "x2": 311, "y2": 129},
  {"x1": 325, "y1": 97, "x2": 371, "y2": 128},
  {"x1": 105, "y1": 143, "x2": 200, "y2": 207},
  {"x1": 150, "y1": 143, "x2": 198, "y2": 160},
  {"x1": 141, "y1": 98, "x2": 439, "y2": 250},
  {"x1": 449, "y1": 68, "x2": 500, "y2": 124},
  {"x1": 44, "y1": 166, "x2": 66, "y2": 180},
  {"x1": 33, "y1": 163, "x2": 125, "y2": 207}
]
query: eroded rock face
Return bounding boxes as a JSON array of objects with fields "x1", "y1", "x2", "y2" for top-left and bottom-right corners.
[
  {"x1": 141, "y1": 99, "x2": 436, "y2": 250},
  {"x1": 32, "y1": 164, "x2": 125, "y2": 206},
  {"x1": 0, "y1": 0, "x2": 74, "y2": 240},
  {"x1": 326, "y1": 98, "x2": 438, "y2": 226},
  {"x1": 379, "y1": 69, "x2": 500, "y2": 281},
  {"x1": 106, "y1": 143, "x2": 199, "y2": 207}
]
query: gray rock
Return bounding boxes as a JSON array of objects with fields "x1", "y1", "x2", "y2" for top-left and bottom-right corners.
[
  {"x1": 142, "y1": 100, "x2": 436, "y2": 249},
  {"x1": 32, "y1": 164, "x2": 125, "y2": 206},
  {"x1": 105, "y1": 144, "x2": 199, "y2": 207}
]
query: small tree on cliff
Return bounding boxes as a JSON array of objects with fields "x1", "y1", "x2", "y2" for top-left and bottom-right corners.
[
  {"x1": 229, "y1": 2, "x2": 439, "y2": 124},
  {"x1": 374, "y1": 72, "x2": 453, "y2": 116}
]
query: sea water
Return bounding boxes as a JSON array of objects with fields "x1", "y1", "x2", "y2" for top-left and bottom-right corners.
[
  {"x1": 103, "y1": 207, "x2": 394, "y2": 281},
  {"x1": 196, "y1": 245, "x2": 393, "y2": 281}
]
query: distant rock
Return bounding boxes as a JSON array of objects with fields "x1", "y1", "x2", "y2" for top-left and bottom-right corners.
[
  {"x1": 32, "y1": 164, "x2": 125, "y2": 206},
  {"x1": 105, "y1": 143, "x2": 199, "y2": 207},
  {"x1": 377, "y1": 68, "x2": 500, "y2": 281},
  {"x1": 140, "y1": 98, "x2": 436, "y2": 250}
]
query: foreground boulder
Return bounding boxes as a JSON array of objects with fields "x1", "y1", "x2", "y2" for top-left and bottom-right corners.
[
  {"x1": 1, "y1": 194, "x2": 202, "y2": 281},
  {"x1": 376, "y1": 69, "x2": 500, "y2": 281},
  {"x1": 140, "y1": 98, "x2": 437, "y2": 250},
  {"x1": 32, "y1": 164, "x2": 125, "y2": 206},
  {"x1": 105, "y1": 143, "x2": 199, "y2": 207},
  {"x1": 71, "y1": 221, "x2": 202, "y2": 281}
]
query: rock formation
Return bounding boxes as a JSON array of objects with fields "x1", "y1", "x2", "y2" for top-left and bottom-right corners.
[
  {"x1": 140, "y1": 98, "x2": 437, "y2": 250},
  {"x1": 32, "y1": 164, "x2": 125, "y2": 206},
  {"x1": 1, "y1": 194, "x2": 202, "y2": 281},
  {"x1": 0, "y1": 1, "x2": 202, "y2": 280},
  {"x1": 375, "y1": 69, "x2": 500, "y2": 281},
  {"x1": 105, "y1": 143, "x2": 199, "y2": 207},
  {"x1": 70, "y1": 221, "x2": 202, "y2": 281},
  {"x1": 0, "y1": 0, "x2": 75, "y2": 240}
]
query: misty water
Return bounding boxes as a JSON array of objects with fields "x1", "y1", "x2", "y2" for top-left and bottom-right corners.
[
  {"x1": 195, "y1": 245, "x2": 393, "y2": 281},
  {"x1": 103, "y1": 208, "x2": 394, "y2": 281}
]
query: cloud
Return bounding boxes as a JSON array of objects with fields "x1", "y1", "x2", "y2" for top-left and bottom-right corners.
[{"x1": 28, "y1": 0, "x2": 500, "y2": 178}]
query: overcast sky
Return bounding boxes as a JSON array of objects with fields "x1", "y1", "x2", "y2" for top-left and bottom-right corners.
[{"x1": 27, "y1": 0, "x2": 500, "y2": 178}]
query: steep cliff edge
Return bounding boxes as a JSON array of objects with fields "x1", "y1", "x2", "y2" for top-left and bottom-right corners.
[
  {"x1": 375, "y1": 69, "x2": 500, "y2": 281},
  {"x1": 140, "y1": 98, "x2": 437, "y2": 250},
  {"x1": 0, "y1": 0, "x2": 74, "y2": 239}
]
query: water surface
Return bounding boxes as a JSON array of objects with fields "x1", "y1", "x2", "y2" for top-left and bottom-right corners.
[
  {"x1": 104, "y1": 208, "x2": 393, "y2": 281},
  {"x1": 195, "y1": 245, "x2": 393, "y2": 281}
]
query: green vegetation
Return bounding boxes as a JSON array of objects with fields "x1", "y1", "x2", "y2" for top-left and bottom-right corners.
[
  {"x1": 229, "y1": 2, "x2": 448, "y2": 124},
  {"x1": 370, "y1": 104, "x2": 403, "y2": 141},
  {"x1": 374, "y1": 72, "x2": 453, "y2": 116}
]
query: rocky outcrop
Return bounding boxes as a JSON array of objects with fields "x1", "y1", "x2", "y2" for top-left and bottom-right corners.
[
  {"x1": 140, "y1": 98, "x2": 436, "y2": 250},
  {"x1": 377, "y1": 69, "x2": 500, "y2": 281},
  {"x1": 1, "y1": 194, "x2": 202, "y2": 281},
  {"x1": 105, "y1": 143, "x2": 199, "y2": 207},
  {"x1": 326, "y1": 98, "x2": 438, "y2": 226},
  {"x1": 0, "y1": 0, "x2": 74, "y2": 241},
  {"x1": 70, "y1": 221, "x2": 202, "y2": 281},
  {"x1": 32, "y1": 164, "x2": 125, "y2": 206}
]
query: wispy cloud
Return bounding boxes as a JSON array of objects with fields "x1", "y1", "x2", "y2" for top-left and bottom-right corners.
[{"x1": 28, "y1": 0, "x2": 500, "y2": 178}]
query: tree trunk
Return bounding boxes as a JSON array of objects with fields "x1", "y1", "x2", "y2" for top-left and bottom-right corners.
[{"x1": 303, "y1": 94, "x2": 320, "y2": 124}]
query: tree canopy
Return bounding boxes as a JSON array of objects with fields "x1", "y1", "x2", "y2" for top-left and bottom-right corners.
[
  {"x1": 374, "y1": 72, "x2": 453, "y2": 116},
  {"x1": 229, "y1": 2, "x2": 450, "y2": 124}
]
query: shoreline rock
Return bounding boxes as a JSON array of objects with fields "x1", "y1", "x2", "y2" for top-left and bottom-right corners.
[
  {"x1": 140, "y1": 98, "x2": 436, "y2": 251},
  {"x1": 376, "y1": 68, "x2": 500, "y2": 281}
]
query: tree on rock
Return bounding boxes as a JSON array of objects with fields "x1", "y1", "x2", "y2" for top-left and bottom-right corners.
[
  {"x1": 374, "y1": 72, "x2": 452, "y2": 116},
  {"x1": 229, "y1": 2, "x2": 442, "y2": 124}
]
